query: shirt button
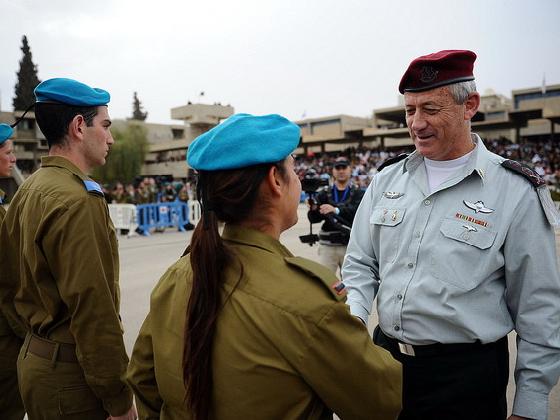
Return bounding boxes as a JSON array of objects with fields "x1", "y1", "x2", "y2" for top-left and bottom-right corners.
[
  {"x1": 394, "y1": 325, "x2": 400, "y2": 331},
  {"x1": 415, "y1": 231, "x2": 421, "y2": 238},
  {"x1": 424, "y1": 199, "x2": 431, "y2": 206},
  {"x1": 397, "y1": 294, "x2": 403, "y2": 300},
  {"x1": 407, "y1": 262, "x2": 414, "y2": 268}
]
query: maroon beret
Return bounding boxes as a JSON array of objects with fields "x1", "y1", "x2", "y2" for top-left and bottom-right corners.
[{"x1": 398, "y1": 50, "x2": 476, "y2": 94}]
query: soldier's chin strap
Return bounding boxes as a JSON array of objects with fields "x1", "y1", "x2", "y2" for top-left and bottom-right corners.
[{"x1": 11, "y1": 102, "x2": 35, "y2": 128}]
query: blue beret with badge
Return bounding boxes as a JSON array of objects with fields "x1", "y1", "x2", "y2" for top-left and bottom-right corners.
[
  {"x1": 34, "y1": 78, "x2": 110, "y2": 106},
  {"x1": 187, "y1": 113, "x2": 300, "y2": 171},
  {"x1": 0, "y1": 123, "x2": 13, "y2": 146}
]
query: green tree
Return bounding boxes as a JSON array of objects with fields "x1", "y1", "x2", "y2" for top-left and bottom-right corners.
[
  {"x1": 131, "y1": 91, "x2": 148, "y2": 121},
  {"x1": 93, "y1": 123, "x2": 148, "y2": 184},
  {"x1": 13, "y1": 35, "x2": 41, "y2": 111}
]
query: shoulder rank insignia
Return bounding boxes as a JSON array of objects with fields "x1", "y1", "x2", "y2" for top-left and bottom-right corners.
[
  {"x1": 331, "y1": 280, "x2": 347, "y2": 296},
  {"x1": 501, "y1": 159, "x2": 559, "y2": 227},
  {"x1": 377, "y1": 153, "x2": 408, "y2": 172},
  {"x1": 83, "y1": 180, "x2": 104, "y2": 196},
  {"x1": 463, "y1": 200, "x2": 494, "y2": 214},
  {"x1": 501, "y1": 159, "x2": 545, "y2": 188}
]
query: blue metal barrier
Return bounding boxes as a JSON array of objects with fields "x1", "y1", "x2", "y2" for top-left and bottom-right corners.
[{"x1": 136, "y1": 201, "x2": 190, "y2": 236}]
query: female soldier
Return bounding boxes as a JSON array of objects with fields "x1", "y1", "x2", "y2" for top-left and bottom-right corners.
[
  {"x1": 127, "y1": 113, "x2": 402, "y2": 420},
  {"x1": 0, "y1": 123, "x2": 25, "y2": 420}
]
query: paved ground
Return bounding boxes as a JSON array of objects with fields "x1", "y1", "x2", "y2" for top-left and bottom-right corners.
[{"x1": 119, "y1": 204, "x2": 560, "y2": 418}]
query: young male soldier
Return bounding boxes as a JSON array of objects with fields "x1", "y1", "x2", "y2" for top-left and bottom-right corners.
[
  {"x1": 0, "y1": 78, "x2": 136, "y2": 419},
  {"x1": 0, "y1": 123, "x2": 25, "y2": 420},
  {"x1": 342, "y1": 50, "x2": 560, "y2": 419},
  {"x1": 309, "y1": 156, "x2": 364, "y2": 275}
]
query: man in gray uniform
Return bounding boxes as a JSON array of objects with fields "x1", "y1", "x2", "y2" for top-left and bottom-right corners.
[{"x1": 342, "y1": 50, "x2": 560, "y2": 420}]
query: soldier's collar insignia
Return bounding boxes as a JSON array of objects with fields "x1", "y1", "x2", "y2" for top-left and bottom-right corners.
[
  {"x1": 383, "y1": 191, "x2": 404, "y2": 199},
  {"x1": 463, "y1": 200, "x2": 494, "y2": 214},
  {"x1": 331, "y1": 280, "x2": 347, "y2": 296}
]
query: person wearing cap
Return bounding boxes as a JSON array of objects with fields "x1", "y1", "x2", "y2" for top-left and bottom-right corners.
[
  {"x1": 0, "y1": 123, "x2": 26, "y2": 420},
  {"x1": 308, "y1": 156, "x2": 364, "y2": 275},
  {"x1": 342, "y1": 50, "x2": 560, "y2": 420},
  {"x1": 127, "y1": 113, "x2": 402, "y2": 419},
  {"x1": 0, "y1": 78, "x2": 136, "y2": 419}
]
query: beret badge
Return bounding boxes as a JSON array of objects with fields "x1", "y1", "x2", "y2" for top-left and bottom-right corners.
[{"x1": 420, "y1": 66, "x2": 438, "y2": 83}]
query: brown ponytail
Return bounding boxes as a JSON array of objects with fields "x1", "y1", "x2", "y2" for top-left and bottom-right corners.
[{"x1": 183, "y1": 161, "x2": 287, "y2": 419}]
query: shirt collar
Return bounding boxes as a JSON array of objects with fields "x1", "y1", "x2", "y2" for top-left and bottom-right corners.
[
  {"x1": 40, "y1": 155, "x2": 89, "y2": 181},
  {"x1": 403, "y1": 133, "x2": 491, "y2": 183},
  {"x1": 222, "y1": 224, "x2": 293, "y2": 257}
]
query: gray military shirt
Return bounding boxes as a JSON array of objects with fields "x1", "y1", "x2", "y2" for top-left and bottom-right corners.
[{"x1": 342, "y1": 135, "x2": 560, "y2": 419}]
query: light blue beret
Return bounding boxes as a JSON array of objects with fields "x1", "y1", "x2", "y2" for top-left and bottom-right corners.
[
  {"x1": 187, "y1": 113, "x2": 300, "y2": 171},
  {"x1": 34, "y1": 78, "x2": 110, "y2": 106},
  {"x1": 0, "y1": 123, "x2": 13, "y2": 146}
]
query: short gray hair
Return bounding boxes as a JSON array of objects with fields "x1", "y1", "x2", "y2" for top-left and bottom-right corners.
[{"x1": 447, "y1": 80, "x2": 477, "y2": 104}]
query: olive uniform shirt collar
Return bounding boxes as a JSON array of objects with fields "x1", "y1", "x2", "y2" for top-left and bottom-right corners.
[
  {"x1": 222, "y1": 224, "x2": 294, "y2": 258},
  {"x1": 403, "y1": 133, "x2": 492, "y2": 196},
  {"x1": 40, "y1": 155, "x2": 90, "y2": 181}
]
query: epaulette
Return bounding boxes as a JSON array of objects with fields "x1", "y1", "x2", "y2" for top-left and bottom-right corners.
[
  {"x1": 83, "y1": 180, "x2": 104, "y2": 197},
  {"x1": 501, "y1": 159, "x2": 559, "y2": 226},
  {"x1": 377, "y1": 153, "x2": 408, "y2": 172},
  {"x1": 501, "y1": 159, "x2": 545, "y2": 188},
  {"x1": 284, "y1": 256, "x2": 346, "y2": 301}
]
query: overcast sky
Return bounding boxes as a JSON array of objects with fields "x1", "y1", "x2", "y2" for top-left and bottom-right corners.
[{"x1": 1, "y1": 0, "x2": 558, "y2": 124}]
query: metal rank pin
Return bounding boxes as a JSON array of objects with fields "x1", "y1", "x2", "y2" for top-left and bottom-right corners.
[
  {"x1": 391, "y1": 210, "x2": 398, "y2": 221},
  {"x1": 460, "y1": 224, "x2": 477, "y2": 240},
  {"x1": 381, "y1": 209, "x2": 388, "y2": 222}
]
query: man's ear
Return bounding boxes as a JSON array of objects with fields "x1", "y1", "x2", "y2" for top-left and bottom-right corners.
[
  {"x1": 464, "y1": 92, "x2": 480, "y2": 121},
  {"x1": 68, "y1": 114, "x2": 85, "y2": 140}
]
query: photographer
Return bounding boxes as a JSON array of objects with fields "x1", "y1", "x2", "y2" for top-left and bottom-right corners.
[{"x1": 308, "y1": 157, "x2": 364, "y2": 275}]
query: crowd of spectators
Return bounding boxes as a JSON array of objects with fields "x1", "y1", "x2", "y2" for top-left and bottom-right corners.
[
  {"x1": 295, "y1": 137, "x2": 560, "y2": 193},
  {"x1": 104, "y1": 138, "x2": 560, "y2": 206},
  {"x1": 102, "y1": 176, "x2": 195, "y2": 205}
]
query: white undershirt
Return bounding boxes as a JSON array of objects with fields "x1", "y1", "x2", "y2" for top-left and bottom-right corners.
[{"x1": 424, "y1": 147, "x2": 476, "y2": 193}]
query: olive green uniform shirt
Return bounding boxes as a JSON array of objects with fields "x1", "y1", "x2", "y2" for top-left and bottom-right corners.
[
  {"x1": 0, "y1": 156, "x2": 132, "y2": 415},
  {"x1": 0, "y1": 188, "x2": 25, "y2": 419},
  {"x1": 128, "y1": 225, "x2": 402, "y2": 420}
]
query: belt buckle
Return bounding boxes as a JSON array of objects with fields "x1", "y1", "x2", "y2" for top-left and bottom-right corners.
[{"x1": 398, "y1": 342, "x2": 416, "y2": 356}]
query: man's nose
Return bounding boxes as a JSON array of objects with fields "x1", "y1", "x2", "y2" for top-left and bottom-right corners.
[{"x1": 410, "y1": 111, "x2": 427, "y2": 131}]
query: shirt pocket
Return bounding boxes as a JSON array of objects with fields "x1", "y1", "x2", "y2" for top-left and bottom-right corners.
[
  {"x1": 430, "y1": 218, "x2": 498, "y2": 290},
  {"x1": 370, "y1": 206, "x2": 406, "y2": 263}
]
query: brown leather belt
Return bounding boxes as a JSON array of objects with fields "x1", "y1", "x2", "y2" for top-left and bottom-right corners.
[{"x1": 28, "y1": 334, "x2": 78, "y2": 363}]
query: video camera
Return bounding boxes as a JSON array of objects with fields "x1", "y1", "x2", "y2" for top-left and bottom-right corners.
[
  {"x1": 300, "y1": 170, "x2": 329, "y2": 195},
  {"x1": 299, "y1": 170, "x2": 351, "y2": 246}
]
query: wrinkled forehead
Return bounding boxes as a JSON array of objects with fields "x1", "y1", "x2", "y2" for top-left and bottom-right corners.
[{"x1": 404, "y1": 86, "x2": 454, "y2": 107}]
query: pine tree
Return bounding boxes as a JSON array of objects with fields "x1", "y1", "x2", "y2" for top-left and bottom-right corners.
[
  {"x1": 13, "y1": 35, "x2": 41, "y2": 111},
  {"x1": 131, "y1": 91, "x2": 148, "y2": 121}
]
